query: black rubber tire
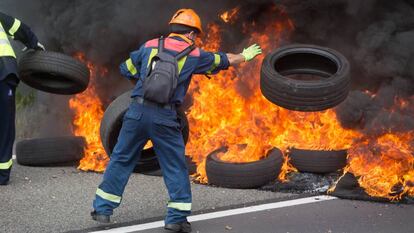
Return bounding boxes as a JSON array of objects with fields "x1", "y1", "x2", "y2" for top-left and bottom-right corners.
[
  {"x1": 16, "y1": 136, "x2": 86, "y2": 166},
  {"x1": 186, "y1": 155, "x2": 197, "y2": 175},
  {"x1": 260, "y1": 44, "x2": 350, "y2": 112},
  {"x1": 141, "y1": 156, "x2": 197, "y2": 177},
  {"x1": 100, "y1": 90, "x2": 190, "y2": 173},
  {"x1": 288, "y1": 148, "x2": 347, "y2": 174},
  {"x1": 18, "y1": 51, "x2": 90, "y2": 95},
  {"x1": 206, "y1": 148, "x2": 283, "y2": 189},
  {"x1": 140, "y1": 169, "x2": 163, "y2": 177}
]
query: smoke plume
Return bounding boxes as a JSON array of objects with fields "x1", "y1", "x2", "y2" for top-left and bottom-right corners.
[
  {"x1": 283, "y1": 0, "x2": 414, "y2": 135},
  {"x1": 1, "y1": 0, "x2": 413, "y2": 138}
]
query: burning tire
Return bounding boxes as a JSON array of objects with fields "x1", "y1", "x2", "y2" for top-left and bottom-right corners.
[
  {"x1": 18, "y1": 51, "x2": 90, "y2": 95},
  {"x1": 185, "y1": 155, "x2": 197, "y2": 175},
  {"x1": 206, "y1": 148, "x2": 283, "y2": 189},
  {"x1": 288, "y1": 148, "x2": 347, "y2": 173},
  {"x1": 16, "y1": 136, "x2": 86, "y2": 166},
  {"x1": 141, "y1": 156, "x2": 197, "y2": 177},
  {"x1": 100, "y1": 91, "x2": 190, "y2": 173},
  {"x1": 260, "y1": 44, "x2": 350, "y2": 112}
]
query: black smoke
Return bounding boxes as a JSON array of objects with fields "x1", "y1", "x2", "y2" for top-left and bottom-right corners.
[
  {"x1": 2, "y1": 0, "x2": 414, "y2": 138},
  {"x1": 282, "y1": 0, "x2": 414, "y2": 135}
]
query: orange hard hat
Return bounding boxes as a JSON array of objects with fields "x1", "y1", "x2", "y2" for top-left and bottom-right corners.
[{"x1": 169, "y1": 9, "x2": 203, "y2": 33}]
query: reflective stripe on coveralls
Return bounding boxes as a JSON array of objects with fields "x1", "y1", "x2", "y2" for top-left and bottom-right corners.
[
  {"x1": 126, "y1": 58, "x2": 138, "y2": 76},
  {"x1": 124, "y1": 48, "x2": 188, "y2": 77},
  {"x1": 0, "y1": 22, "x2": 16, "y2": 58},
  {"x1": 167, "y1": 201, "x2": 192, "y2": 211},
  {"x1": 96, "y1": 188, "x2": 122, "y2": 203},
  {"x1": 206, "y1": 54, "x2": 221, "y2": 74},
  {"x1": 0, "y1": 159, "x2": 12, "y2": 170}
]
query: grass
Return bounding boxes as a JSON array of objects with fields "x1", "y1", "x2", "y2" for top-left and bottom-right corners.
[{"x1": 15, "y1": 89, "x2": 36, "y2": 110}]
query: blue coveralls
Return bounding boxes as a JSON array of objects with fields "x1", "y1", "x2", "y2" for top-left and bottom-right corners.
[
  {"x1": 0, "y1": 12, "x2": 39, "y2": 185},
  {"x1": 93, "y1": 36, "x2": 230, "y2": 224}
]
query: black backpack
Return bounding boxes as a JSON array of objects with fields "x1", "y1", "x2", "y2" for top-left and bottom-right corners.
[{"x1": 143, "y1": 36, "x2": 195, "y2": 104}]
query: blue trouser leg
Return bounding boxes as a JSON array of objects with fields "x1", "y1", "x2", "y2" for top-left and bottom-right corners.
[
  {"x1": 93, "y1": 103, "x2": 148, "y2": 215},
  {"x1": 150, "y1": 109, "x2": 191, "y2": 224},
  {"x1": 0, "y1": 80, "x2": 15, "y2": 185}
]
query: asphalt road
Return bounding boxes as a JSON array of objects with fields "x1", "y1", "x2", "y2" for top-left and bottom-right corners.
[
  {"x1": 93, "y1": 196, "x2": 414, "y2": 233},
  {"x1": 3, "y1": 161, "x2": 413, "y2": 233},
  {"x1": 0, "y1": 161, "x2": 296, "y2": 233}
]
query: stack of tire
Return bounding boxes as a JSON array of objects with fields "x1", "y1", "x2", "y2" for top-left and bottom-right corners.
[
  {"x1": 205, "y1": 44, "x2": 351, "y2": 189},
  {"x1": 16, "y1": 51, "x2": 90, "y2": 166},
  {"x1": 100, "y1": 91, "x2": 197, "y2": 176},
  {"x1": 260, "y1": 44, "x2": 350, "y2": 174},
  {"x1": 260, "y1": 44, "x2": 350, "y2": 112}
]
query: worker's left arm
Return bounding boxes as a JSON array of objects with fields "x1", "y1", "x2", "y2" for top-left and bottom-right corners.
[{"x1": 0, "y1": 12, "x2": 44, "y2": 50}]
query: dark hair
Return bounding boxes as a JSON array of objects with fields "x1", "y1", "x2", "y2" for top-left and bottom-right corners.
[{"x1": 170, "y1": 23, "x2": 200, "y2": 34}]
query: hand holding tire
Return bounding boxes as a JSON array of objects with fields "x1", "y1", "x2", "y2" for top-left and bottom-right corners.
[
  {"x1": 35, "y1": 42, "x2": 46, "y2": 51},
  {"x1": 22, "y1": 42, "x2": 45, "y2": 52}
]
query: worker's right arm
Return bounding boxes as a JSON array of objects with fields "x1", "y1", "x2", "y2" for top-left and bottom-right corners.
[
  {"x1": 193, "y1": 50, "x2": 230, "y2": 75},
  {"x1": 0, "y1": 12, "x2": 40, "y2": 49},
  {"x1": 193, "y1": 44, "x2": 262, "y2": 75},
  {"x1": 227, "y1": 44, "x2": 262, "y2": 65},
  {"x1": 120, "y1": 45, "x2": 144, "y2": 85}
]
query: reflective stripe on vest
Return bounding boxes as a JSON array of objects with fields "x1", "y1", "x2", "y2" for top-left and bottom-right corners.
[
  {"x1": 0, "y1": 159, "x2": 13, "y2": 170},
  {"x1": 206, "y1": 53, "x2": 221, "y2": 74},
  {"x1": 167, "y1": 201, "x2": 192, "y2": 211},
  {"x1": 147, "y1": 48, "x2": 188, "y2": 74},
  {"x1": 0, "y1": 23, "x2": 16, "y2": 58},
  {"x1": 96, "y1": 188, "x2": 122, "y2": 203}
]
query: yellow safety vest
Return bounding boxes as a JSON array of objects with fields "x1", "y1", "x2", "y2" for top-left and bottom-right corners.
[{"x1": 0, "y1": 19, "x2": 20, "y2": 58}]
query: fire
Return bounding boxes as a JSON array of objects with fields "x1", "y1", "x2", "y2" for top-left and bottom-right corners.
[
  {"x1": 345, "y1": 133, "x2": 414, "y2": 200},
  {"x1": 220, "y1": 7, "x2": 240, "y2": 24},
  {"x1": 187, "y1": 8, "x2": 360, "y2": 183},
  {"x1": 70, "y1": 53, "x2": 109, "y2": 172},
  {"x1": 278, "y1": 150, "x2": 298, "y2": 182},
  {"x1": 217, "y1": 144, "x2": 271, "y2": 163},
  {"x1": 69, "y1": 55, "x2": 158, "y2": 172},
  {"x1": 67, "y1": 6, "x2": 414, "y2": 201}
]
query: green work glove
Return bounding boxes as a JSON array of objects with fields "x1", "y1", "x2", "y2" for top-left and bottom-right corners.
[{"x1": 241, "y1": 44, "x2": 262, "y2": 62}]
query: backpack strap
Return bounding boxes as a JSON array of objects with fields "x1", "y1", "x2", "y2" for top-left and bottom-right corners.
[
  {"x1": 175, "y1": 43, "x2": 196, "y2": 60},
  {"x1": 158, "y1": 36, "x2": 165, "y2": 53}
]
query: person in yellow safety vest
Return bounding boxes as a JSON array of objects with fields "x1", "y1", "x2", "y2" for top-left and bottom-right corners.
[
  {"x1": 91, "y1": 8, "x2": 262, "y2": 233},
  {"x1": 0, "y1": 12, "x2": 44, "y2": 185}
]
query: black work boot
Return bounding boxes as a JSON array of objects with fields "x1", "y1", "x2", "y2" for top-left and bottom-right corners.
[
  {"x1": 91, "y1": 210, "x2": 110, "y2": 223},
  {"x1": 164, "y1": 221, "x2": 192, "y2": 233}
]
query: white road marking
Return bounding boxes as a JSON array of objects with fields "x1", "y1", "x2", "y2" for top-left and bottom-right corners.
[{"x1": 90, "y1": 195, "x2": 337, "y2": 233}]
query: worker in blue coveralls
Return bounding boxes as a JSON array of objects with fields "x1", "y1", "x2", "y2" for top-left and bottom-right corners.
[
  {"x1": 0, "y1": 12, "x2": 44, "y2": 186},
  {"x1": 91, "y1": 9, "x2": 262, "y2": 233}
]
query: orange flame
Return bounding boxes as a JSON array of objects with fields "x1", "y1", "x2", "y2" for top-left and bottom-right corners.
[
  {"x1": 68, "y1": 7, "x2": 414, "y2": 200},
  {"x1": 346, "y1": 133, "x2": 414, "y2": 200},
  {"x1": 220, "y1": 7, "x2": 240, "y2": 24},
  {"x1": 70, "y1": 53, "x2": 109, "y2": 172},
  {"x1": 278, "y1": 149, "x2": 298, "y2": 182},
  {"x1": 187, "y1": 8, "x2": 361, "y2": 183}
]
